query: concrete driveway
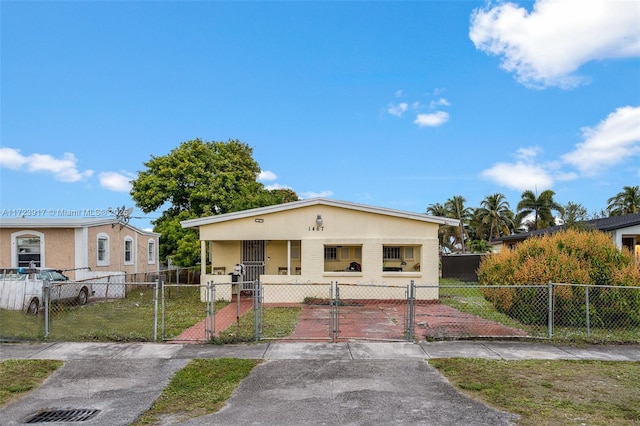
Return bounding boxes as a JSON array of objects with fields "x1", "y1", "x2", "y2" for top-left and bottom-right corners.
[{"x1": 180, "y1": 359, "x2": 517, "y2": 426}]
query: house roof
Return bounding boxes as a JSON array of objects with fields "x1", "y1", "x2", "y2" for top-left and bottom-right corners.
[
  {"x1": 492, "y1": 213, "x2": 640, "y2": 243},
  {"x1": 181, "y1": 198, "x2": 460, "y2": 228},
  {"x1": 0, "y1": 217, "x2": 159, "y2": 236}
]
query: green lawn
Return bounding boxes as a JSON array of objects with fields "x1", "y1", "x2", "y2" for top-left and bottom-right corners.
[
  {"x1": 430, "y1": 358, "x2": 640, "y2": 425},
  {"x1": 0, "y1": 285, "x2": 228, "y2": 342}
]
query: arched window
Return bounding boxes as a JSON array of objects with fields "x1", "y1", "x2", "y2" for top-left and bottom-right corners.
[
  {"x1": 12, "y1": 231, "x2": 45, "y2": 268},
  {"x1": 97, "y1": 233, "x2": 110, "y2": 266},
  {"x1": 124, "y1": 236, "x2": 134, "y2": 265},
  {"x1": 148, "y1": 239, "x2": 156, "y2": 264}
]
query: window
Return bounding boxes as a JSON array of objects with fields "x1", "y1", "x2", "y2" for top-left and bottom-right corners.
[
  {"x1": 383, "y1": 246, "x2": 401, "y2": 260},
  {"x1": 291, "y1": 240, "x2": 301, "y2": 260},
  {"x1": 324, "y1": 246, "x2": 337, "y2": 261},
  {"x1": 148, "y1": 239, "x2": 156, "y2": 264},
  {"x1": 97, "y1": 234, "x2": 110, "y2": 266},
  {"x1": 404, "y1": 247, "x2": 414, "y2": 260},
  {"x1": 340, "y1": 247, "x2": 350, "y2": 260},
  {"x1": 124, "y1": 237, "x2": 133, "y2": 264},
  {"x1": 354, "y1": 246, "x2": 362, "y2": 259},
  {"x1": 17, "y1": 235, "x2": 41, "y2": 267}
]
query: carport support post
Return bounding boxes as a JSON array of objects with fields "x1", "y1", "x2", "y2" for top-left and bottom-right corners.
[{"x1": 547, "y1": 281, "x2": 553, "y2": 339}]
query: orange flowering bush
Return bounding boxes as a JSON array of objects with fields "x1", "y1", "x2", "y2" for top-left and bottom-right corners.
[{"x1": 478, "y1": 229, "x2": 640, "y2": 326}]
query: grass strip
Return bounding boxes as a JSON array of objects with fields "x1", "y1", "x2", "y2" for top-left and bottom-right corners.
[
  {"x1": 0, "y1": 359, "x2": 63, "y2": 407},
  {"x1": 430, "y1": 358, "x2": 640, "y2": 425},
  {"x1": 134, "y1": 358, "x2": 259, "y2": 425}
]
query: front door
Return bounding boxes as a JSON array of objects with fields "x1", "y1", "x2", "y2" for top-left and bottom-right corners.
[{"x1": 242, "y1": 240, "x2": 265, "y2": 282}]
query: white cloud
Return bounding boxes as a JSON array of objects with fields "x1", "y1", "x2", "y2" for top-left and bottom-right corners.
[
  {"x1": 480, "y1": 106, "x2": 640, "y2": 191},
  {"x1": 264, "y1": 183, "x2": 293, "y2": 191},
  {"x1": 481, "y1": 161, "x2": 554, "y2": 191},
  {"x1": 414, "y1": 111, "x2": 449, "y2": 127},
  {"x1": 300, "y1": 190, "x2": 333, "y2": 199},
  {"x1": 388, "y1": 102, "x2": 408, "y2": 117},
  {"x1": 562, "y1": 105, "x2": 640, "y2": 175},
  {"x1": 470, "y1": 0, "x2": 640, "y2": 88},
  {"x1": 515, "y1": 146, "x2": 542, "y2": 161},
  {"x1": 258, "y1": 170, "x2": 277, "y2": 181},
  {"x1": 0, "y1": 147, "x2": 93, "y2": 182},
  {"x1": 429, "y1": 98, "x2": 451, "y2": 109},
  {"x1": 99, "y1": 171, "x2": 134, "y2": 192}
]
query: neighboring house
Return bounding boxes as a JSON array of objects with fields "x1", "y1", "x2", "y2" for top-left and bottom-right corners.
[
  {"x1": 181, "y1": 198, "x2": 459, "y2": 302},
  {"x1": 490, "y1": 213, "x2": 640, "y2": 261},
  {"x1": 0, "y1": 218, "x2": 160, "y2": 280}
]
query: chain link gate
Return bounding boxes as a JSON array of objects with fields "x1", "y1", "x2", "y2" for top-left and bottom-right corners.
[{"x1": 329, "y1": 281, "x2": 414, "y2": 342}]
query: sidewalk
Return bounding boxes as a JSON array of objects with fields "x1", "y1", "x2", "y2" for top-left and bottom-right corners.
[
  {"x1": 1, "y1": 341, "x2": 638, "y2": 426},
  {"x1": 2, "y1": 340, "x2": 639, "y2": 361}
]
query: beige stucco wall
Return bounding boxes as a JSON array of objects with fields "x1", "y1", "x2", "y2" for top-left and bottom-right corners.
[
  {"x1": 196, "y1": 204, "x2": 441, "y2": 301},
  {"x1": 0, "y1": 228, "x2": 75, "y2": 271},
  {"x1": 0, "y1": 224, "x2": 159, "y2": 279},
  {"x1": 86, "y1": 224, "x2": 159, "y2": 276},
  {"x1": 0, "y1": 229, "x2": 14, "y2": 266}
]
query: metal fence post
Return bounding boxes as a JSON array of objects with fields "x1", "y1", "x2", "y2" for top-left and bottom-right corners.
[
  {"x1": 253, "y1": 280, "x2": 263, "y2": 342},
  {"x1": 43, "y1": 279, "x2": 50, "y2": 339},
  {"x1": 406, "y1": 280, "x2": 415, "y2": 342},
  {"x1": 153, "y1": 278, "x2": 159, "y2": 342},
  {"x1": 547, "y1": 281, "x2": 553, "y2": 338},
  {"x1": 205, "y1": 281, "x2": 215, "y2": 341},
  {"x1": 585, "y1": 285, "x2": 591, "y2": 338}
]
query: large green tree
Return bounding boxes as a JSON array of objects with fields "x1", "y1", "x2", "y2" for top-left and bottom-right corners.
[
  {"x1": 607, "y1": 185, "x2": 640, "y2": 216},
  {"x1": 131, "y1": 139, "x2": 298, "y2": 266},
  {"x1": 516, "y1": 189, "x2": 564, "y2": 231}
]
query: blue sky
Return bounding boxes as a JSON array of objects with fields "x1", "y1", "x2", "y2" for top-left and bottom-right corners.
[{"x1": 1, "y1": 0, "x2": 639, "y2": 231}]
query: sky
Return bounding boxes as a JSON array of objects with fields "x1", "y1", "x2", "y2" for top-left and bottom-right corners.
[{"x1": 1, "y1": 0, "x2": 639, "y2": 231}]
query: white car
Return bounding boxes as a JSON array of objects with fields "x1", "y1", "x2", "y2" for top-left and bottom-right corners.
[{"x1": 0, "y1": 268, "x2": 93, "y2": 314}]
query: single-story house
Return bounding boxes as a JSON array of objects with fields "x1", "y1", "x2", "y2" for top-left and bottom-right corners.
[
  {"x1": 0, "y1": 218, "x2": 160, "y2": 280},
  {"x1": 490, "y1": 213, "x2": 640, "y2": 261},
  {"x1": 181, "y1": 198, "x2": 459, "y2": 302}
]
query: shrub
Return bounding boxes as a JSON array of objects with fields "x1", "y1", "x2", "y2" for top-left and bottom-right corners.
[{"x1": 478, "y1": 229, "x2": 640, "y2": 326}]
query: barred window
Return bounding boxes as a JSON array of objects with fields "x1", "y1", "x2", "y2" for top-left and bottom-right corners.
[
  {"x1": 383, "y1": 246, "x2": 401, "y2": 260},
  {"x1": 324, "y1": 246, "x2": 337, "y2": 261}
]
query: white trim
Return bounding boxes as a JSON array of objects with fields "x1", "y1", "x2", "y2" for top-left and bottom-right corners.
[
  {"x1": 181, "y1": 198, "x2": 460, "y2": 228},
  {"x1": 0, "y1": 217, "x2": 159, "y2": 236},
  {"x1": 11, "y1": 230, "x2": 45, "y2": 268},
  {"x1": 147, "y1": 238, "x2": 156, "y2": 265},
  {"x1": 97, "y1": 233, "x2": 110, "y2": 266},
  {"x1": 124, "y1": 236, "x2": 134, "y2": 265},
  {"x1": 75, "y1": 227, "x2": 89, "y2": 270}
]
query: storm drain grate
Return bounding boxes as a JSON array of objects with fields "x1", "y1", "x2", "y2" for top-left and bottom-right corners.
[{"x1": 25, "y1": 409, "x2": 100, "y2": 423}]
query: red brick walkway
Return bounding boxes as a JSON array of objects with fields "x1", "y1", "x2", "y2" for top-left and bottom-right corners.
[
  {"x1": 414, "y1": 303, "x2": 528, "y2": 339},
  {"x1": 171, "y1": 298, "x2": 254, "y2": 343},
  {"x1": 171, "y1": 300, "x2": 527, "y2": 343},
  {"x1": 285, "y1": 302, "x2": 527, "y2": 342}
]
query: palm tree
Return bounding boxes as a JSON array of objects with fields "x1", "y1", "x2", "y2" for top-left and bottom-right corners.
[
  {"x1": 607, "y1": 186, "x2": 640, "y2": 216},
  {"x1": 516, "y1": 189, "x2": 564, "y2": 231},
  {"x1": 445, "y1": 195, "x2": 472, "y2": 253},
  {"x1": 426, "y1": 202, "x2": 454, "y2": 253},
  {"x1": 475, "y1": 193, "x2": 515, "y2": 239}
]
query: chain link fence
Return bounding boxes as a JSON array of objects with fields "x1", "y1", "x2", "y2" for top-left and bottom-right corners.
[{"x1": 1, "y1": 274, "x2": 638, "y2": 344}]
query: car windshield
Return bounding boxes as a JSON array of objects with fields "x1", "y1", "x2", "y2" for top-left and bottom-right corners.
[{"x1": 49, "y1": 270, "x2": 69, "y2": 281}]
